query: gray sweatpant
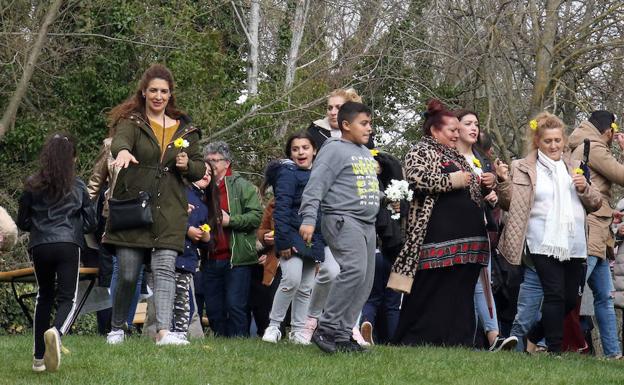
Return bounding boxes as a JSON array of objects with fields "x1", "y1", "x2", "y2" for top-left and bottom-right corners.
[
  {"x1": 318, "y1": 214, "x2": 376, "y2": 342},
  {"x1": 307, "y1": 247, "x2": 340, "y2": 319},
  {"x1": 112, "y1": 247, "x2": 176, "y2": 332},
  {"x1": 268, "y1": 256, "x2": 316, "y2": 332}
]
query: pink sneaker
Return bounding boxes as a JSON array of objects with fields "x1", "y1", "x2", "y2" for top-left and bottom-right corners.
[
  {"x1": 299, "y1": 317, "x2": 318, "y2": 343},
  {"x1": 352, "y1": 326, "x2": 370, "y2": 347}
]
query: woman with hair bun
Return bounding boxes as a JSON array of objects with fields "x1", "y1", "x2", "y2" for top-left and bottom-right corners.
[
  {"x1": 389, "y1": 99, "x2": 492, "y2": 347},
  {"x1": 496, "y1": 112, "x2": 601, "y2": 354}
]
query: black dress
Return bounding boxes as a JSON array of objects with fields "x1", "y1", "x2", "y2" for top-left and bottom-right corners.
[{"x1": 392, "y1": 161, "x2": 489, "y2": 347}]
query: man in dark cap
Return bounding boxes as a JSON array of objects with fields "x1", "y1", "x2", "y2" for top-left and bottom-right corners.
[{"x1": 569, "y1": 110, "x2": 624, "y2": 359}]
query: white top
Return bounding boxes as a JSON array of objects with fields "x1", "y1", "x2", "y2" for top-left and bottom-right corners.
[{"x1": 526, "y1": 161, "x2": 588, "y2": 259}]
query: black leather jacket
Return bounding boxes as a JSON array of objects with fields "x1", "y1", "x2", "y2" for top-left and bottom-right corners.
[{"x1": 17, "y1": 177, "x2": 97, "y2": 250}]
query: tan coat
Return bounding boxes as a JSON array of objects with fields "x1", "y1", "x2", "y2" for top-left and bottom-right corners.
[
  {"x1": 87, "y1": 137, "x2": 120, "y2": 218},
  {"x1": 496, "y1": 150, "x2": 601, "y2": 266},
  {"x1": 569, "y1": 120, "x2": 624, "y2": 259}
]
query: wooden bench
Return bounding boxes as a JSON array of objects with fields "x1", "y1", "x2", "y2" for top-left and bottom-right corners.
[{"x1": 0, "y1": 267, "x2": 99, "y2": 330}]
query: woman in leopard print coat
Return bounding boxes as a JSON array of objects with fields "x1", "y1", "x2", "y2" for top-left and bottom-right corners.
[{"x1": 389, "y1": 100, "x2": 493, "y2": 347}]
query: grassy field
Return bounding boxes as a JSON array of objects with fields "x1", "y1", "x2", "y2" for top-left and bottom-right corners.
[{"x1": 0, "y1": 334, "x2": 622, "y2": 385}]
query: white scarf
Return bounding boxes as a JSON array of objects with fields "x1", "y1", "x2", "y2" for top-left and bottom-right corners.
[{"x1": 534, "y1": 150, "x2": 575, "y2": 261}]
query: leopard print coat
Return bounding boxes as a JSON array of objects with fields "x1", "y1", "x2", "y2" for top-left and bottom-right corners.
[{"x1": 387, "y1": 136, "x2": 479, "y2": 293}]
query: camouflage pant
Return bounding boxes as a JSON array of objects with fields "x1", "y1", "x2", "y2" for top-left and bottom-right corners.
[{"x1": 172, "y1": 271, "x2": 192, "y2": 333}]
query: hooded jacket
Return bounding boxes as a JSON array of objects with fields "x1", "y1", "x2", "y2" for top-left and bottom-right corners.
[
  {"x1": 266, "y1": 160, "x2": 325, "y2": 262},
  {"x1": 103, "y1": 113, "x2": 206, "y2": 253},
  {"x1": 569, "y1": 120, "x2": 624, "y2": 259}
]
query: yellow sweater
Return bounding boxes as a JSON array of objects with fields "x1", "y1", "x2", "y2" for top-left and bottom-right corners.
[{"x1": 150, "y1": 119, "x2": 179, "y2": 155}]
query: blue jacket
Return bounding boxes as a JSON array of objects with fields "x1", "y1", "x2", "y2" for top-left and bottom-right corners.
[
  {"x1": 177, "y1": 184, "x2": 212, "y2": 273},
  {"x1": 269, "y1": 160, "x2": 325, "y2": 262}
]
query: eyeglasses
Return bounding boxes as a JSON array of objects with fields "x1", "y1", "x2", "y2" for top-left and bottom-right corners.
[{"x1": 206, "y1": 158, "x2": 227, "y2": 164}]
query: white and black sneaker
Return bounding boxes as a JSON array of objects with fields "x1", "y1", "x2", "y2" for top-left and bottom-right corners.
[{"x1": 489, "y1": 336, "x2": 518, "y2": 352}]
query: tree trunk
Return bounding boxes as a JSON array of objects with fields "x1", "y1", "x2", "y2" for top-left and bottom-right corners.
[
  {"x1": 0, "y1": 0, "x2": 64, "y2": 139},
  {"x1": 278, "y1": 0, "x2": 309, "y2": 137},
  {"x1": 247, "y1": 0, "x2": 260, "y2": 98},
  {"x1": 529, "y1": 0, "x2": 561, "y2": 115}
]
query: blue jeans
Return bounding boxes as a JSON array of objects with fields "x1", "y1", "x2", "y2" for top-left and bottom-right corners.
[
  {"x1": 361, "y1": 253, "x2": 401, "y2": 343},
  {"x1": 110, "y1": 255, "x2": 143, "y2": 328},
  {"x1": 474, "y1": 261, "x2": 499, "y2": 333},
  {"x1": 586, "y1": 256, "x2": 621, "y2": 357},
  {"x1": 202, "y1": 259, "x2": 252, "y2": 337},
  {"x1": 510, "y1": 267, "x2": 542, "y2": 351}
]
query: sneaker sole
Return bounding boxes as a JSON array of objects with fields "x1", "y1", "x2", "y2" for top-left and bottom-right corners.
[
  {"x1": 43, "y1": 329, "x2": 60, "y2": 372},
  {"x1": 360, "y1": 322, "x2": 374, "y2": 346}
]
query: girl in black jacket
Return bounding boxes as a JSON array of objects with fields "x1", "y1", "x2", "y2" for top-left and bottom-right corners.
[{"x1": 17, "y1": 133, "x2": 97, "y2": 373}]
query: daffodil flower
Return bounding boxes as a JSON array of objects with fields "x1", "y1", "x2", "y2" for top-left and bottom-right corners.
[
  {"x1": 370, "y1": 149, "x2": 379, "y2": 157},
  {"x1": 174, "y1": 137, "x2": 190, "y2": 149},
  {"x1": 472, "y1": 158, "x2": 482, "y2": 169},
  {"x1": 573, "y1": 167, "x2": 584, "y2": 175},
  {"x1": 612, "y1": 122, "x2": 619, "y2": 132},
  {"x1": 200, "y1": 224, "x2": 211, "y2": 232},
  {"x1": 529, "y1": 120, "x2": 538, "y2": 131}
]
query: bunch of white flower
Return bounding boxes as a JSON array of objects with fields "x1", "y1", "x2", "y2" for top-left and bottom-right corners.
[{"x1": 384, "y1": 179, "x2": 413, "y2": 220}]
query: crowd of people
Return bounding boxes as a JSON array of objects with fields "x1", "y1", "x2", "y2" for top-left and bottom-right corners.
[{"x1": 5, "y1": 63, "x2": 624, "y2": 373}]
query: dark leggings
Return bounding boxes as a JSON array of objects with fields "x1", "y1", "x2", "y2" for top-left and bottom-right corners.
[
  {"x1": 528, "y1": 254, "x2": 584, "y2": 353},
  {"x1": 32, "y1": 243, "x2": 80, "y2": 359}
]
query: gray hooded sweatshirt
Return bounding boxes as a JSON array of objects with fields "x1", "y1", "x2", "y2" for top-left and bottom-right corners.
[{"x1": 299, "y1": 137, "x2": 380, "y2": 225}]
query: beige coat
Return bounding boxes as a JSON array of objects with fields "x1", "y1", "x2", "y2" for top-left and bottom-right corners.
[
  {"x1": 569, "y1": 120, "x2": 624, "y2": 259},
  {"x1": 87, "y1": 137, "x2": 120, "y2": 218},
  {"x1": 496, "y1": 150, "x2": 601, "y2": 266}
]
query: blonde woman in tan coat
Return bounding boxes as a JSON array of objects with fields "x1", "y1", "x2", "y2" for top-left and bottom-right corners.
[{"x1": 496, "y1": 112, "x2": 601, "y2": 354}]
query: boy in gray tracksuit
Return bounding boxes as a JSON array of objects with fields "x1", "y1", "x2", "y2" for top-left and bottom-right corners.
[{"x1": 299, "y1": 101, "x2": 380, "y2": 353}]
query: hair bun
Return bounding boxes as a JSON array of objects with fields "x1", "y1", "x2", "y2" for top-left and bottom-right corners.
[{"x1": 426, "y1": 99, "x2": 446, "y2": 115}]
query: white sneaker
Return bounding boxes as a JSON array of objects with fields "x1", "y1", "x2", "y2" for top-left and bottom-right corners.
[
  {"x1": 171, "y1": 331, "x2": 188, "y2": 342},
  {"x1": 262, "y1": 326, "x2": 282, "y2": 343},
  {"x1": 156, "y1": 331, "x2": 190, "y2": 346},
  {"x1": 289, "y1": 331, "x2": 311, "y2": 345},
  {"x1": 106, "y1": 329, "x2": 125, "y2": 345},
  {"x1": 32, "y1": 358, "x2": 45, "y2": 373},
  {"x1": 43, "y1": 327, "x2": 61, "y2": 372}
]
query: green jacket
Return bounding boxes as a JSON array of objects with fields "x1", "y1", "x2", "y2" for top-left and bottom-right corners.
[
  {"x1": 103, "y1": 113, "x2": 206, "y2": 253},
  {"x1": 224, "y1": 172, "x2": 262, "y2": 266}
]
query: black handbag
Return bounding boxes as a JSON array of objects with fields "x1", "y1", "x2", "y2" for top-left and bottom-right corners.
[{"x1": 108, "y1": 191, "x2": 153, "y2": 231}]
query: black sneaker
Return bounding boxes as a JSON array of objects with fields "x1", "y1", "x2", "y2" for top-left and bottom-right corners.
[
  {"x1": 312, "y1": 329, "x2": 336, "y2": 354},
  {"x1": 336, "y1": 338, "x2": 368, "y2": 353},
  {"x1": 489, "y1": 336, "x2": 518, "y2": 352}
]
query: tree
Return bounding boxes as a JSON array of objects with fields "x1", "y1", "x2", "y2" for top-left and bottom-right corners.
[{"x1": 0, "y1": 0, "x2": 63, "y2": 139}]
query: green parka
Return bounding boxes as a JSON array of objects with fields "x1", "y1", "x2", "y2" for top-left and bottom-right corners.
[
  {"x1": 224, "y1": 172, "x2": 263, "y2": 266},
  {"x1": 103, "y1": 113, "x2": 206, "y2": 253}
]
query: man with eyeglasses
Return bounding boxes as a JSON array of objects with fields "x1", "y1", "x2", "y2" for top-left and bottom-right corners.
[{"x1": 201, "y1": 141, "x2": 262, "y2": 337}]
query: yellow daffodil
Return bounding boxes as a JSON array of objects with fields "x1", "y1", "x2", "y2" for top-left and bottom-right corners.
[
  {"x1": 573, "y1": 167, "x2": 584, "y2": 175},
  {"x1": 472, "y1": 158, "x2": 482, "y2": 169},
  {"x1": 370, "y1": 149, "x2": 380, "y2": 157},
  {"x1": 200, "y1": 224, "x2": 211, "y2": 232},
  {"x1": 529, "y1": 119, "x2": 538, "y2": 131},
  {"x1": 612, "y1": 122, "x2": 619, "y2": 132},
  {"x1": 174, "y1": 137, "x2": 189, "y2": 149}
]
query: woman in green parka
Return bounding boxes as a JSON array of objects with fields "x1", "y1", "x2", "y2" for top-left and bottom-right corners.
[{"x1": 103, "y1": 64, "x2": 206, "y2": 345}]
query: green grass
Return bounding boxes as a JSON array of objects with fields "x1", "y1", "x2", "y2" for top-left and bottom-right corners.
[{"x1": 0, "y1": 335, "x2": 622, "y2": 385}]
